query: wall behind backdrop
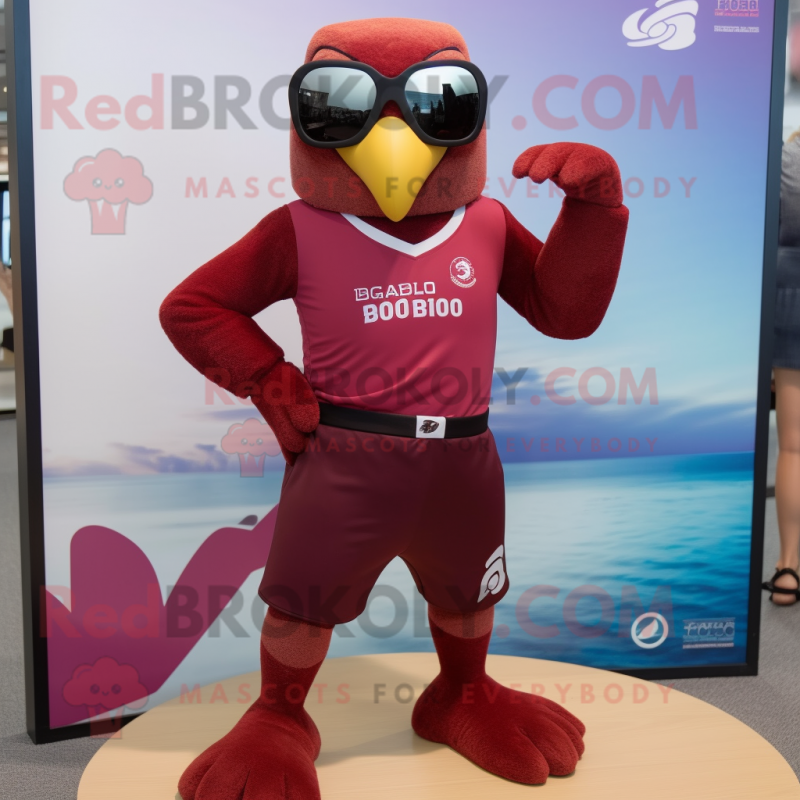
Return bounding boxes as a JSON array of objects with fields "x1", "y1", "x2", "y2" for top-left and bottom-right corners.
[{"x1": 12, "y1": 0, "x2": 782, "y2": 738}]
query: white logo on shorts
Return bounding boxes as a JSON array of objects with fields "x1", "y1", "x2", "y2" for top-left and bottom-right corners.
[{"x1": 478, "y1": 545, "x2": 506, "y2": 602}]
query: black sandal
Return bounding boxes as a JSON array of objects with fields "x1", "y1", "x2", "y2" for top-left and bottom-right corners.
[{"x1": 762, "y1": 568, "x2": 800, "y2": 604}]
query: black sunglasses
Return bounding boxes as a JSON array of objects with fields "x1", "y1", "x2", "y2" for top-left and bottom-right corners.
[{"x1": 289, "y1": 59, "x2": 488, "y2": 149}]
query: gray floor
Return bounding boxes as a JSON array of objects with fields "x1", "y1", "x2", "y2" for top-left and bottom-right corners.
[
  {"x1": 0, "y1": 416, "x2": 797, "y2": 798},
  {"x1": 0, "y1": 418, "x2": 105, "y2": 798}
]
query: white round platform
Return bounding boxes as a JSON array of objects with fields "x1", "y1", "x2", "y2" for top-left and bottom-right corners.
[{"x1": 77, "y1": 653, "x2": 800, "y2": 799}]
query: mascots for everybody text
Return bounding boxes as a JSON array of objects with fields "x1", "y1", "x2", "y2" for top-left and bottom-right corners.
[{"x1": 161, "y1": 17, "x2": 629, "y2": 799}]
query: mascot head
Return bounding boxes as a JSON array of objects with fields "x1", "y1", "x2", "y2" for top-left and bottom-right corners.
[{"x1": 289, "y1": 18, "x2": 487, "y2": 220}]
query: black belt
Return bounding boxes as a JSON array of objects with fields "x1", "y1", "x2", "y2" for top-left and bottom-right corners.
[{"x1": 318, "y1": 403, "x2": 489, "y2": 439}]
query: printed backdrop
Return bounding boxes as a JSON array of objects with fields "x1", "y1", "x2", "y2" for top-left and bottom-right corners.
[{"x1": 26, "y1": 0, "x2": 774, "y2": 730}]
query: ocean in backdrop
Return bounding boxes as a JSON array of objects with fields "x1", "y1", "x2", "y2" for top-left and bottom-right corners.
[
  {"x1": 496, "y1": 452, "x2": 753, "y2": 669},
  {"x1": 42, "y1": 451, "x2": 753, "y2": 699}
]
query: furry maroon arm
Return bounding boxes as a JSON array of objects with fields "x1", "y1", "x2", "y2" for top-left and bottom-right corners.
[
  {"x1": 159, "y1": 206, "x2": 319, "y2": 463},
  {"x1": 498, "y1": 142, "x2": 629, "y2": 339},
  {"x1": 159, "y1": 206, "x2": 296, "y2": 389},
  {"x1": 497, "y1": 200, "x2": 628, "y2": 339}
]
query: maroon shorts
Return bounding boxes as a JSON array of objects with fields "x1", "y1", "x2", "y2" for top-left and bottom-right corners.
[{"x1": 259, "y1": 424, "x2": 508, "y2": 625}]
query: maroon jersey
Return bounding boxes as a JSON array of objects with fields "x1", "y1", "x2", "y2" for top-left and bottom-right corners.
[{"x1": 290, "y1": 197, "x2": 506, "y2": 418}]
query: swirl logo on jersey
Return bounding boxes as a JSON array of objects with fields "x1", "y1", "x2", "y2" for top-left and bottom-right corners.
[
  {"x1": 478, "y1": 545, "x2": 507, "y2": 603},
  {"x1": 450, "y1": 256, "x2": 476, "y2": 289},
  {"x1": 623, "y1": 0, "x2": 699, "y2": 51}
]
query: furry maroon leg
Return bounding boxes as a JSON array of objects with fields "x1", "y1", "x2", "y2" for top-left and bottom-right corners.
[
  {"x1": 178, "y1": 608, "x2": 332, "y2": 800},
  {"x1": 412, "y1": 606, "x2": 586, "y2": 785}
]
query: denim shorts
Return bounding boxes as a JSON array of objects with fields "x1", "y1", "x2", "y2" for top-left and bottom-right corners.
[{"x1": 774, "y1": 247, "x2": 800, "y2": 370}]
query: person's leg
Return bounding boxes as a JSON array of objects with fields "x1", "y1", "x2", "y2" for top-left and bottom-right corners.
[
  {"x1": 773, "y1": 368, "x2": 800, "y2": 604},
  {"x1": 178, "y1": 607, "x2": 332, "y2": 800},
  {"x1": 412, "y1": 604, "x2": 585, "y2": 785}
]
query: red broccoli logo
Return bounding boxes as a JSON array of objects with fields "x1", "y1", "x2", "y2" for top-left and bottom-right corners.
[
  {"x1": 64, "y1": 149, "x2": 153, "y2": 235},
  {"x1": 221, "y1": 419, "x2": 280, "y2": 477},
  {"x1": 63, "y1": 656, "x2": 148, "y2": 716}
]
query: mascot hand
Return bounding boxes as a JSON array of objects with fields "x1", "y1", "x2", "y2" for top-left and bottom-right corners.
[
  {"x1": 513, "y1": 142, "x2": 623, "y2": 208},
  {"x1": 253, "y1": 360, "x2": 320, "y2": 465}
]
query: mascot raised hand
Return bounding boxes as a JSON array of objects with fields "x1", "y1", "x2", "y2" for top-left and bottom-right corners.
[{"x1": 160, "y1": 17, "x2": 628, "y2": 799}]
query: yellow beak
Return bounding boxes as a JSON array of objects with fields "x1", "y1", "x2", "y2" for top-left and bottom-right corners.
[{"x1": 337, "y1": 118, "x2": 447, "y2": 222}]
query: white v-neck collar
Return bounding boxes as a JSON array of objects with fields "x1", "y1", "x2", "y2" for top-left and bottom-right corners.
[{"x1": 340, "y1": 206, "x2": 466, "y2": 258}]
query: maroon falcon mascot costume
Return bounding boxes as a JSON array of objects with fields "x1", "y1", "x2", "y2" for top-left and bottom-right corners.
[{"x1": 160, "y1": 17, "x2": 628, "y2": 799}]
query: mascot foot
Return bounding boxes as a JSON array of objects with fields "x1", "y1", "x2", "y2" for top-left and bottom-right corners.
[
  {"x1": 178, "y1": 700, "x2": 321, "y2": 800},
  {"x1": 412, "y1": 674, "x2": 585, "y2": 785},
  {"x1": 415, "y1": 610, "x2": 585, "y2": 785}
]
